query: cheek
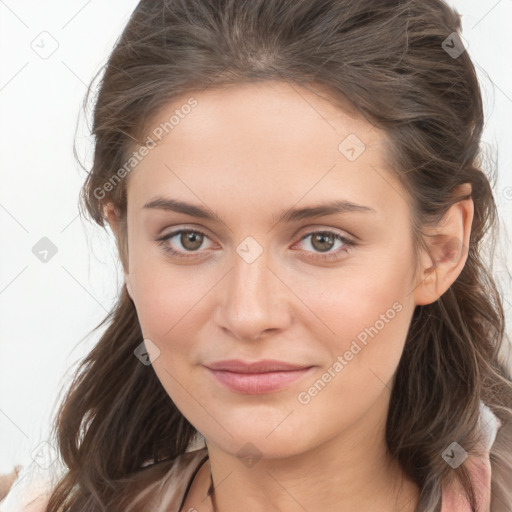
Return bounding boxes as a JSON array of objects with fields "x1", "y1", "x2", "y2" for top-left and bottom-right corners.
[
  {"x1": 290, "y1": 278, "x2": 413, "y2": 439},
  {"x1": 129, "y1": 260, "x2": 215, "y2": 350},
  {"x1": 131, "y1": 267, "x2": 210, "y2": 408},
  {"x1": 293, "y1": 250, "x2": 414, "y2": 387},
  {"x1": 321, "y1": 273, "x2": 410, "y2": 354}
]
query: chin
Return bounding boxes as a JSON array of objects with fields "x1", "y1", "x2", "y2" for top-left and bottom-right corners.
[{"x1": 205, "y1": 431, "x2": 313, "y2": 462}]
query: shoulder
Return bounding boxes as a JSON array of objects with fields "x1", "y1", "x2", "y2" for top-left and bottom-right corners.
[
  {"x1": 0, "y1": 448, "x2": 209, "y2": 512},
  {"x1": 155, "y1": 447, "x2": 209, "y2": 499},
  {"x1": 130, "y1": 447, "x2": 209, "y2": 512},
  {"x1": 440, "y1": 401, "x2": 502, "y2": 512},
  {"x1": 0, "y1": 467, "x2": 21, "y2": 502},
  {"x1": 0, "y1": 464, "x2": 56, "y2": 512}
]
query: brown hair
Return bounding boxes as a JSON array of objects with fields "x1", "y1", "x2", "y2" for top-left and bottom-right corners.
[{"x1": 42, "y1": 1, "x2": 512, "y2": 511}]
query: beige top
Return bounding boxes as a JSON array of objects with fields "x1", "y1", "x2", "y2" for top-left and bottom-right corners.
[
  {"x1": 144, "y1": 447, "x2": 210, "y2": 512},
  {"x1": 0, "y1": 447, "x2": 210, "y2": 512}
]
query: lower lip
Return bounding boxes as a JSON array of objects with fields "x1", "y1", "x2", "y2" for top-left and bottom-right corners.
[{"x1": 205, "y1": 367, "x2": 314, "y2": 394}]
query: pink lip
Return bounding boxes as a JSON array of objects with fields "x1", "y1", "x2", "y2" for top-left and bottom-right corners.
[
  {"x1": 204, "y1": 359, "x2": 311, "y2": 373},
  {"x1": 203, "y1": 360, "x2": 314, "y2": 394}
]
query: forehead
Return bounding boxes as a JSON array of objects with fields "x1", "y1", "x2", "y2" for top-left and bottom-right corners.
[
  {"x1": 125, "y1": 81, "x2": 407, "y2": 220},
  {"x1": 139, "y1": 80, "x2": 378, "y2": 150}
]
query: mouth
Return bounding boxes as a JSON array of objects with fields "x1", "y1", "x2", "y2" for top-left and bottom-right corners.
[
  {"x1": 203, "y1": 363, "x2": 315, "y2": 394},
  {"x1": 204, "y1": 358, "x2": 312, "y2": 373}
]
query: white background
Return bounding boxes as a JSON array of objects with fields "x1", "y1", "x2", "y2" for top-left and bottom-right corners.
[{"x1": 1, "y1": 0, "x2": 511, "y2": 473}]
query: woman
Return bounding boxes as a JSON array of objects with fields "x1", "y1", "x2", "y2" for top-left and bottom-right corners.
[{"x1": 2, "y1": 1, "x2": 511, "y2": 511}]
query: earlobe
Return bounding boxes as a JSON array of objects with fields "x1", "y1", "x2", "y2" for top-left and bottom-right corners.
[
  {"x1": 413, "y1": 255, "x2": 440, "y2": 306},
  {"x1": 413, "y1": 185, "x2": 473, "y2": 306}
]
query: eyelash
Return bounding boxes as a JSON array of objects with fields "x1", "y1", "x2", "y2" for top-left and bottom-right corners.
[{"x1": 155, "y1": 228, "x2": 356, "y2": 262}]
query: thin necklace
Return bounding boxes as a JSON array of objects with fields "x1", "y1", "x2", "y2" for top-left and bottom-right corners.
[{"x1": 205, "y1": 464, "x2": 217, "y2": 512}]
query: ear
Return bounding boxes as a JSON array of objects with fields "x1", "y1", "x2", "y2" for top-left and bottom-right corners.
[
  {"x1": 103, "y1": 203, "x2": 133, "y2": 300},
  {"x1": 413, "y1": 183, "x2": 474, "y2": 306},
  {"x1": 103, "y1": 202, "x2": 120, "y2": 234}
]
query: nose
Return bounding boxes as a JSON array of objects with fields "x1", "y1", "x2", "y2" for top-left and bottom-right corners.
[{"x1": 213, "y1": 246, "x2": 292, "y2": 342}]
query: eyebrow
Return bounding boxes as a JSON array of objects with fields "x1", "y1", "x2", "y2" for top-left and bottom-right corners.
[{"x1": 143, "y1": 196, "x2": 377, "y2": 224}]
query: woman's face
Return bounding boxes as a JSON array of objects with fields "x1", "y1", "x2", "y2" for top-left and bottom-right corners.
[{"x1": 123, "y1": 81, "x2": 421, "y2": 458}]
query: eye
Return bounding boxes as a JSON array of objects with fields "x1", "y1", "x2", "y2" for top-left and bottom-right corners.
[
  {"x1": 156, "y1": 229, "x2": 215, "y2": 259},
  {"x1": 292, "y1": 230, "x2": 355, "y2": 261},
  {"x1": 155, "y1": 228, "x2": 356, "y2": 262}
]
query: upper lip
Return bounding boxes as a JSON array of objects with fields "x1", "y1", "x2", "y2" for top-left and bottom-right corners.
[{"x1": 204, "y1": 359, "x2": 312, "y2": 373}]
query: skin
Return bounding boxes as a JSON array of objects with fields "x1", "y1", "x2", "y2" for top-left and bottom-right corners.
[{"x1": 105, "y1": 81, "x2": 474, "y2": 512}]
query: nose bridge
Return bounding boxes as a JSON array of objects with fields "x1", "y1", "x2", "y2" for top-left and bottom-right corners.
[
  {"x1": 233, "y1": 242, "x2": 270, "y2": 302},
  {"x1": 231, "y1": 241, "x2": 274, "y2": 315},
  {"x1": 217, "y1": 237, "x2": 290, "y2": 340}
]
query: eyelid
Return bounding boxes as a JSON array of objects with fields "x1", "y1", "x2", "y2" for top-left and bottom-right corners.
[
  {"x1": 294, "y1": 224, "x2": 354, "y2": 241},
  {"x1": 156, "y1": 223, "x2": 215, "y2": 239}
]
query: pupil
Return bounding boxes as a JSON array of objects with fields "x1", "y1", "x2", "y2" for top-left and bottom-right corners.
[
  {"x1": 182, "y1": 231, "x2": 202, "y2": 250},
  {"x1": 313, "y1": 233, "x2": 334, "y2": 252}
]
